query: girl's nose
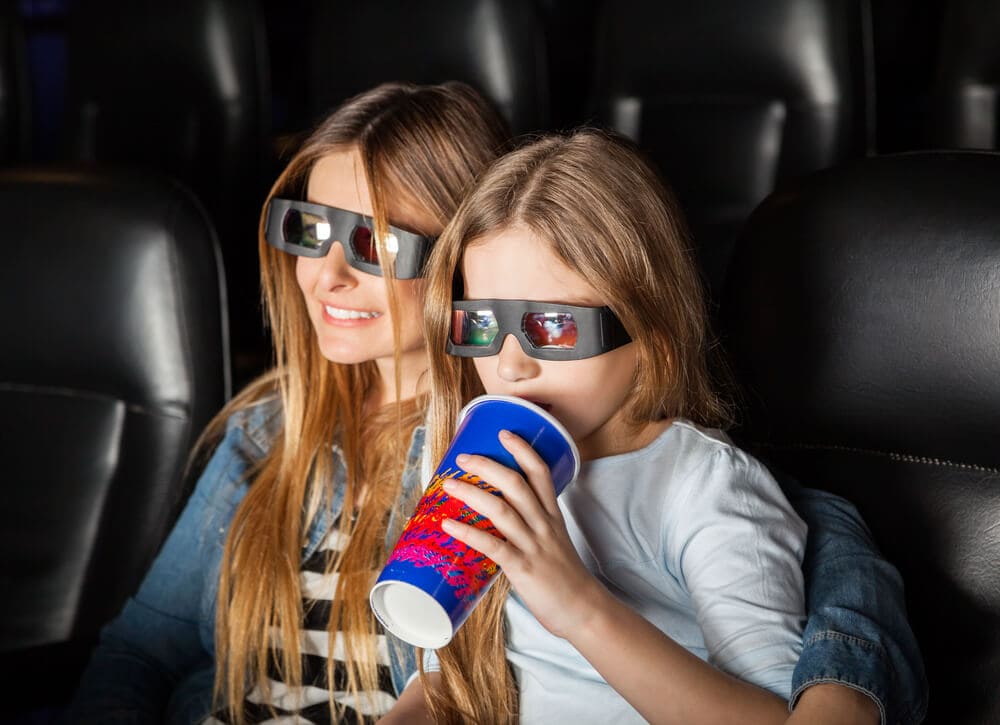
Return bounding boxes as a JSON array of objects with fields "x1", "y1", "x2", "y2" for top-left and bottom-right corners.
[{"x1": 496, "y1": 333, "x2": 541, "y2": 382}]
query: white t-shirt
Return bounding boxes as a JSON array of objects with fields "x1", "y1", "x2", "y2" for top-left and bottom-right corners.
[{"x1": 427, "y1": 419, "x2": 807, "y2": 723}]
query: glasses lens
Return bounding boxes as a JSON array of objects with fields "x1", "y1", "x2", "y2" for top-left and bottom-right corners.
[
  {"x1": 523, "y1": 312, "x2": 578, "y2": 349},
  {"x1": 350, "y1": 226, "x2": 379, "y2": 264},
  {"x1": 282, "y1": 209, "x2": 331, "y2": 250},
  {"x1": 451, "y1": 309, "x2": 499, "y2": 346}
]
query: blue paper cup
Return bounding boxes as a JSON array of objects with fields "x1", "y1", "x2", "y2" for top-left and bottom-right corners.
[{"x1": 370, "y1": 394, "x2": 579, "y2": 649}]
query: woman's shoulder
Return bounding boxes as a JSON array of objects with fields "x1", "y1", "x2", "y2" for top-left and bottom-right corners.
[{"x1": 222, "y1": 394, "x2": 284, "y2": 461}]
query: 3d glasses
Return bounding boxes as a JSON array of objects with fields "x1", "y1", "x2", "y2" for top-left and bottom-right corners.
[
  {"x1": 264, "y1": 198, "x2": 434, "y2": 279},
  {"x1": 447, "y1": 299, "x2": 632, "y2": 361}
]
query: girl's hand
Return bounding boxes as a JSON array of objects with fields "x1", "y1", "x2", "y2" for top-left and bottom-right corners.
[{"x1": 441, "y1": 430, "x2": 606, "y2": 639}]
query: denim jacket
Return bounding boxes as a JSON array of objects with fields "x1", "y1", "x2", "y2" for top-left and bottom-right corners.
[
  {"x1": 69, "y1": 401, "x2": 926, "y2": 724},
  {"x1": 68, "y1": 399, "x2": 425, "y2": 724},
  {"x1": 781, "y1": 478, "x2": 928, "y2": 724}
]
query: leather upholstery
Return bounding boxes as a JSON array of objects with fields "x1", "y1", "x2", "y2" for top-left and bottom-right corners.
[
  {"x1": 64, "y1": 0, "x2": 271, "y2": 383},
  {"x1": 0, "y1": 167, "x2": 229, "y2": 704},
  {"x1": 299, "y1": 0, "x2": 548, "y2": 136},
  {"x1": 721, "y1": 151, "x2": 1000, "y2": 724},
  {"x1": 0, "y1": 4, "x2": 29, "y2": 164},
  {"x1": 928, "y1": 0, "x2": 1000, "y2": 149},
  {"x1": 589, "y1": 0, "x2": 871, "y2": 299},
  {"x1": 870, "y1": 0, "x2": 946, "y2": 154}
]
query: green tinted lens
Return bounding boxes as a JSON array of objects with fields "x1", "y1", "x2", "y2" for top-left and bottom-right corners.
[
  {"x1": 451, "y1": 309, "x2": 499, "y2": 346},
  {"x1": 283, "y1": 209, "x2": 332, "y2": 250}
]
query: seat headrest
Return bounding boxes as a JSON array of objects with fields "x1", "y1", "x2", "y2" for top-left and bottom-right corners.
[
  {"x1": 0, "y1": 167, "x2": 229, "y2": 419},
  {"x1": 722, "y1": 151, "x2": 1000, "y2": 470},
  {"x1": 594, "y1": 0, "x2": 863, "y2": 104},
  {"x1": 304, "y1": 0, "x2": 548, "y2": 135}
]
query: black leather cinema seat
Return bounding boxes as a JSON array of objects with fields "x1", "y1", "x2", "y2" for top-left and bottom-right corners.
[
  {"x1": 589, "y1": 0, "x2": 871, "y2": 300},
  {"x1": 0, "y1": 3, "x2": 29, "y2": 165},
  {"x1": 722, "y1": 152, "x2": 1000, "y2": 724},
  {"x1": 298, "y1": 0, "x2": 549, "y2": 136},
  {"x1": 0, "y1": 168, "x2": 230, "y2": 710},
  {"x1": 64, "y1": 0, "x2": 271, "y2": 384}
]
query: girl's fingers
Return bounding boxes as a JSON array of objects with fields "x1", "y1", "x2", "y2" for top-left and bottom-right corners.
[
  {"x1": 455, "y1": 449, "x2": 550, "y2": 533},
  {"x1": 497, "y1": 430, "x2": 561, "y2": 516},
  {"x1": 440, "y1": 517, "x2": 510, "y2": 565},
  {"x1": 442, "y1": 478, "x2": 534, "y2": 546}
]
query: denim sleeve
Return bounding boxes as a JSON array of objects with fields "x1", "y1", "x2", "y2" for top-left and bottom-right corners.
[
  {"x1": 782, "y1": 478, "x2": 928, "y2": 725},
  {"x1": 67, "y1": 425, "x2": 252, "y2": 724}
]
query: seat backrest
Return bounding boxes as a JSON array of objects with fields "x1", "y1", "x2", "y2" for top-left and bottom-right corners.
[
  {"x1": 64, "y1": 0, "x2": 271, "y2": 383},
  {"x1": 535, "y1": 0, "x2": 602, "y2": 129},
  {"x1": 588, "y1": 0, "x2": 871, "y2": 298},
  {"x1": 0, "y1": 4, "x2": 29, "y2": 164},
  {"x1": 64, "y1": 0, "x2": 269, "y2": 222},
  {"x1": 927, "y1": 0, "x2": 1000, "y2": 150},
  {"x1": 296, "y1": 0, "x2": 549, "y2": 136},
  {"x1": 869, "y1": 0, "x2": 947, "y2": 153},
  {"x1": 0, "y1": 167, "x2": 230, "y2": 703},
  {"x1": 721, "y1": 151, "x2": 1000, "y2": 724}
]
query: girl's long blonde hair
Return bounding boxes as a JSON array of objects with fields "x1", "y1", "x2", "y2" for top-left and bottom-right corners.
[
  {"x1": 421, "y1": 128, "x2": 733, "y2": 723},
  {"x1": 199, "y1": 82, "x2": 509, "y2": 723}
]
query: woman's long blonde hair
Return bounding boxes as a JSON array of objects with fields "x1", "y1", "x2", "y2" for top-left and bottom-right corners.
[
  {"x1": 421, "y1": 128, "x2": 733, "y2": 723},
  {"x1": 200, "y1": 82, "x2": 509, "y2": 723}
]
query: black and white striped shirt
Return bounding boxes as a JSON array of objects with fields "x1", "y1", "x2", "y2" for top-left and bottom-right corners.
[{"x1": 205, "y1": 518, "x2": 397, "y2": 724}]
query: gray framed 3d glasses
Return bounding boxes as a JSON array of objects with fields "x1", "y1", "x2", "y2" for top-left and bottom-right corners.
[
  {"x1": 264, "y1": 198, "x2": 434, "y2": 279},
  {"x1": 447, "y1": 299, "x2": 632, "y2": 361}
]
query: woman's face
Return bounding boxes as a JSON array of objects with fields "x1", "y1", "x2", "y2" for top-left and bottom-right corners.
[{"x1": 296, "y1": 148, "x2": 438, "y2": 388}]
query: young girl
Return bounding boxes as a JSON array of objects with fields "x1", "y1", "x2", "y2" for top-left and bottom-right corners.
[
  {"x1": 67, "y1": 81, "x2": 510, "y2": 724},
  {"x1": 407, "y1": 128, "x2": 922, "y2": 724}
]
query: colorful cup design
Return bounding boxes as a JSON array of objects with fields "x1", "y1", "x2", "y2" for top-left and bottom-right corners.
[{"x1": 370, "y1": 394, "x2": 580, "y2": 649}]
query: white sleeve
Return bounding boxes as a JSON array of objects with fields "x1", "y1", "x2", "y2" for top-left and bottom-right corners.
[
  {"x1": 419, "y1": 440, "x2": 434, "y2": 491},
  {"x1": 669, "y1": 444, "x2": 807, "y2": 700},
  {"x1": 419, "y1": 413, "x2": 435, "y2": 490},
  {"x1": 422, "y1": 647, "x2": 441, "y2": 673}
]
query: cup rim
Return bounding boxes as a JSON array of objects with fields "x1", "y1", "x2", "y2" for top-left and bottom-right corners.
[{"x1": 457, "y1": 393, "x2": 581, "y2": 485}]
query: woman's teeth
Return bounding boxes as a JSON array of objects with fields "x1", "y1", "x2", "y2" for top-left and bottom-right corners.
[{"x1": 324, "y1": 306, "x2": 381, "y2": 320}]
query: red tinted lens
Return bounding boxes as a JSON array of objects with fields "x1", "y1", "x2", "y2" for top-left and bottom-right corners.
[
  {"x1": 350, "y1": 226, "x2": 378, "y2": 264},
  {"x1": 522, "y1": 313, "x2": 578, "y2": 349}
]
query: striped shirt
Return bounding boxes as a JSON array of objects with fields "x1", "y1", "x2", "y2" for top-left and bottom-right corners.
[{"x1": 205, "y1": 517, "x2": 397, "y2": 724}]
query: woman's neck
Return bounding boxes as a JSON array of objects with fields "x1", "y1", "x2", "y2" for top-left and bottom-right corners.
[{"x1": 367, "y1": 351, "x2": 428, "y2": 412}]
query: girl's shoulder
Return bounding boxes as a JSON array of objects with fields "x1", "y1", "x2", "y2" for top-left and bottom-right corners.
[
  {"x1": 611, "y1": 418, "x2": 740, "y2": 467},
  {"x1": 667, "y1": 419, "x2": 761, "y2": 479},
  {"x1": 601, "y1": 419, "x2": 762, "y2": 496}
]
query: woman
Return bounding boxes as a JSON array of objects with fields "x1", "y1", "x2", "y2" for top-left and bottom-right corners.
[{"x1": 68, "y1": 81, "x2": 509, "y2": 724}]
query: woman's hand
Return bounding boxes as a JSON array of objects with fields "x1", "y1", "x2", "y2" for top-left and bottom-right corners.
[{"x1": 440, "y1": 429, "x2": 606, "y2": 639}]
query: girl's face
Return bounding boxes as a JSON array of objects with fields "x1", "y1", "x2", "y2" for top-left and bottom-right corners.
[
  {"x1": 296, "y1": 149, "x2": 436, "y2": 387},
  {"x1": 461, "y1": 226, "x2": 642, "y2": 460}
]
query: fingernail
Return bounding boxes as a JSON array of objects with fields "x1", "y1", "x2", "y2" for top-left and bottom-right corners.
[
  {"x1": 499, "y1": 429, "x2": 512, "y2": 440},
  {"x1": 456, "y1": 454, "x2": 470, "y2": 466}
]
